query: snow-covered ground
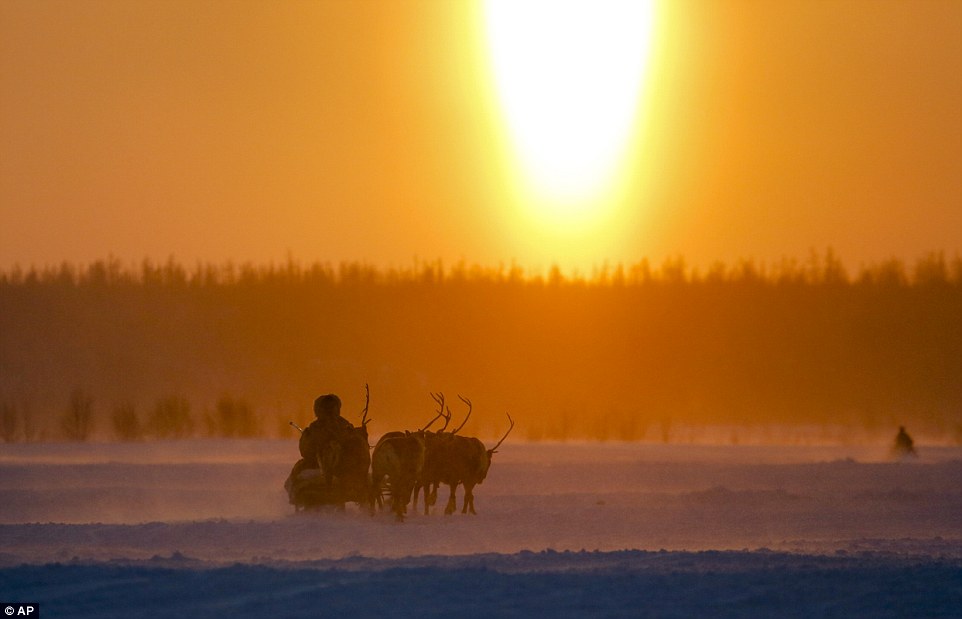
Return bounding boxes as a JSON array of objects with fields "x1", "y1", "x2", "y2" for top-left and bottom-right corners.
[{"x1": 1, "y1": 440, "x2": 960, "y2": 617}]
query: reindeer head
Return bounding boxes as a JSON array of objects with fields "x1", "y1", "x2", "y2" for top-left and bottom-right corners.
[
  {"x1": 487, "y1": 413, "x2": 514, "y2": 455},
  {"x1": 481, "y1": 413, "x2": 514, "y2": 482}
]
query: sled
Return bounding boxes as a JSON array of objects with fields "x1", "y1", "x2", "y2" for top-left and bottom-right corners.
[
  {"x1": 284, "y1": 460, "x2": 347, "y2": 512},
  {"x1": 284, "y1": 457, "x2": 371, "y2": 512}
]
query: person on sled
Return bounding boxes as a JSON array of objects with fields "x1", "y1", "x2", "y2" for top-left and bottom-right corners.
[
  {"x1": 299, "y1": 393, "x2": 355, "y2": 466},
  {"x1": 285, "y1": 393, "x2": 357, "y2": 509}
]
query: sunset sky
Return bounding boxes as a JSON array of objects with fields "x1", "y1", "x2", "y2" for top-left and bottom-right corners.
[{"x1": 1, "y1": 0, "x2": 960, "y2": 275}]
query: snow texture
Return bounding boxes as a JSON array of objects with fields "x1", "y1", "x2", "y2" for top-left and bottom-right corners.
[{"x1": 1, "y1": 440, "x2": 960, "y2": 617}]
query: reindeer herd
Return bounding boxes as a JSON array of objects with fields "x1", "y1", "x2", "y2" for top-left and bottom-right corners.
[{"x1": 285, "y1": 387, "x2": 514, "y2": 521}]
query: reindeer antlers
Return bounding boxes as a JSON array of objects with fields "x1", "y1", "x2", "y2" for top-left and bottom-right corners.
[
  {"x1": 421, "y1": 392, "x2": 447, "y2": 431},
  {"x1": 440, "y1": 405, "x2": 452, "y2": 431},
  {"x1": 360, "y1": 383, "x2": 371, "y2": 426},
  {"x1": 488, "y1": 413, "x2": 514, "y2": 454},
  {"x1": 432, "y1": 392, "x2": 454, "y2": 432},
  {"x1": 452, "y1": 395, "x2": 472, "y2": 434}
]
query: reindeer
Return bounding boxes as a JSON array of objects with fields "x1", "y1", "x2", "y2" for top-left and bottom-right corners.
[
  {"x1": 414, "y1": 393, "x2": 471, "y2": 514},
  {"x1": 370, "y1": 391, "x2": 449, "y2": 519},
  {"x1": 435, "y1": 413, "x2": 513, "y2": 515},
  {"x1": 370, "y1": 431, "x2": 426, "y2": 521}
]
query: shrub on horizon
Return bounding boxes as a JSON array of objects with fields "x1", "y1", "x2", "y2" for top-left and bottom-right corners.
[
  {"x1": 1, "y1": 401, "x2": 18, "y2": 443},
  {"x1": 61, "y1": 388, "x2": 95, "y2": 441},
  {"x1": 206, "y1": 395, "x2": 261, "y2": 438},
  {"x1": 111, "y1": 402, "x2": 143, "y2": 441},
  {"x1": 147, "y1": 396, "x2": 194, "y2": 439}
]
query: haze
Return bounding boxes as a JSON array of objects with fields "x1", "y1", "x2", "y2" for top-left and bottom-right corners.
[{"x1": 1, "y1": 0, "x2": 960, "y2": 274}]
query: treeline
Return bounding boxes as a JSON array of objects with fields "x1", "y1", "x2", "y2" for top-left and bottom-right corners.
[
  {"x1": 1, "y1": 389, "x2": 259, "y2": 443},
  {"x1": 3, "y1": 250, "x2": 961, "y2": 288},
  {"x1": 1, "y1": 251, "x2": 960, "y2": 443}
]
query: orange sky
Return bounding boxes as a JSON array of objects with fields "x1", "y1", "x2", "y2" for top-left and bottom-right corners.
[{"x1": 1, "y1": 0, "x2": 960, "y2": 274}]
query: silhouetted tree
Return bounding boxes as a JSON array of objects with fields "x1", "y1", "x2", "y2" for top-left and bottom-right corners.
[
  {"x1": 20, "y1": 403, "x2": 38, "y2": 442},
  {"x1": 1, "y1": 401, "x2": 18, "y2": 443},
  {"x1": 147, "y1": 396, "x2": 194, "y2": 439},
  {"x1": 111, "y1": 402, "x2": 142, "y2": 441},
  {"x1": 914, "y1": 252, "x2": 949, "y2": 285},
  {"x1": 61, "y1": 388, "x2": 94, "y2": 441},
  {"x1": 206, "y1": 395, "x2": 260, "y2": 438}
]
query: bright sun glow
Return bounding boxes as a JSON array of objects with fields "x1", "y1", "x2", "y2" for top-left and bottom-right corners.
[{"x1": 485, "y1": 0, "x2": 655, "y2": 227}]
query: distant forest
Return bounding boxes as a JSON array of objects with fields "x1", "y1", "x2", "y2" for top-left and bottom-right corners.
[{"x1": 1, "y1": 251, "x2": 960, "y2": 444}]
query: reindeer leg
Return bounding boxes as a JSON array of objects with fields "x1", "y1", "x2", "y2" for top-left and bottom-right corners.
[
  {"x1": 462, "y1": 483, "x2": 476, "y2": 515},
  {"x1": 444, "y1": 483, "x2": 457, "y2": 515},
  {"x1": 370, "y1": 476, "x2": 381, "y2": 515},
  {"x1": 393, "y1": 497, "x2": 405, "y2": 522},
  {"x1": 420, "y1": 482, "x2": 429, "y2": 512},
  {"x1": 420, "y1": 484, "x2": 428, "y2": 514},
  {"x1": 425, "y1": 483, "x2": 436, "y2": 515}
]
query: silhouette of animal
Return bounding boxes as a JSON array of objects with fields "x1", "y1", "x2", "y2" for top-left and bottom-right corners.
[
  {"x1": 371, "y1": 431, "x2": 426, "y2": 521},
  {"x1": 432, "y1": 412, "x2": 514, "y2": 515}
]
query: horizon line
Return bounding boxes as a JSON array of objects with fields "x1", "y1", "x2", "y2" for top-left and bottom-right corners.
[{"x1": 2, "y1": 249, "x2": 960, "y2": 287}]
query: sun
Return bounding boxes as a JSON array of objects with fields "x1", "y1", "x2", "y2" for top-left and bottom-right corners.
[{"x1": 484, "y1": 0, "x2": 656, "y2": 228}]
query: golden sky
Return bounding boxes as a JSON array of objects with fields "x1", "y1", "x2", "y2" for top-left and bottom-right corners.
[{"x1": 1, "y1": 0, "x2": 960, "y2": 274}]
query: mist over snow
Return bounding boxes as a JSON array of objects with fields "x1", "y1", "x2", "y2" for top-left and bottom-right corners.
[{"x1": 1, "y1": 440, "x2": 960, "y2": 617}]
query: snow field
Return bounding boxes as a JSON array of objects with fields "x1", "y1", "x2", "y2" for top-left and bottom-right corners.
[{"x1": 1, "y1": 440, "x2": 960, "y2": 617}]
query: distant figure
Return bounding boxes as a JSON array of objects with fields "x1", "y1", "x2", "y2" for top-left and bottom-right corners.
[
  {"x1": 299, "y1": 394, "x2": 354, "y2": 467},
  {"x1": 893, "y1": 425, "x2": 917, "y2": 458}
]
